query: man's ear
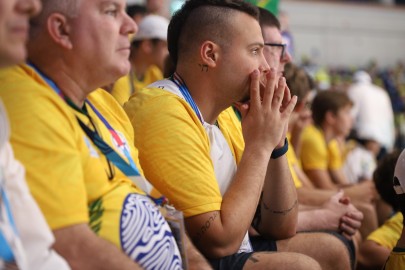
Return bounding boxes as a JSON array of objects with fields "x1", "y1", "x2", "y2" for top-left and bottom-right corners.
[
  {"x1": 200, "y1": 41, "x2": 219, "y2": 68},
  {"x1": 47, "y1": 13, "x2": 73, "y2": 49}
]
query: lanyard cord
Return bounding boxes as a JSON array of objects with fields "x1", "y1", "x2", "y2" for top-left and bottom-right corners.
[
  {"x1": 86, "y1": 101, "x2": 140, "y2": 176},
  {"x1": 170, "y1": 73, "x2": 204, "y2": 123},
  {"x1": 28, "y1": 63, "x2": 140, "y2": 178}
]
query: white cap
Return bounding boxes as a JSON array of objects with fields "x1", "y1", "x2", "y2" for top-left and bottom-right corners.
[
  {"x1": 132, "y1": 14, "x2": 169, "y2": 41},
  {"x1": 353, "y1": 70, "x2": 372, "y2": 84},
  {"x1": 394, "y1": 149, "x2": 405, "y2": 195}
]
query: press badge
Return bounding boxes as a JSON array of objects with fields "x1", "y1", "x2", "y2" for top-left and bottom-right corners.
[{"x1": 159, "y1": 204, "x2": 188, "y2": 270}]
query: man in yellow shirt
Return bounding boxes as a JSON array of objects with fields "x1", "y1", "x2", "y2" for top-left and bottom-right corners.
[
  {"x1": 125, "y1": 1, "x2": 353, "y2": 269},
  {"x1": 0, "y1": 0, "x2": 69, "y2": 268},
  {"x1": 383, "y1": 149, "x2": 405, "y2": 269},
  {"x1": 0, "y1": 0, "x2": 212, "y2": 269},
  {"x1": 300, "y1": 90, "x2": 378, "y2": 238},
  {"x1": 257, "y1": 13, "x2": 360, "y2": 268},
  {"x1": 359, "y1": 151, "x2": 402, "y2": 269},
  {"x1": 111, "y1": 14, "x2": 169, "y2": 105}
]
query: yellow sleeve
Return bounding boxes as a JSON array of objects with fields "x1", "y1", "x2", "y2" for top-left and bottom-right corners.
[
  {"x1": 367, "y1": 213, "x2": 403, "y2": 249},
  {"x1": 300, "y1": 125, "x2": 328, "y2": 170},
  {"x1": 0, "y1": 66, "x2": 89, "y2": 229},
  {"x1": 124, "y1": 87, "x2": 222, "y2": 218},
  {"x1": 383, "y1": 249, "x2": 405, "y2": 270}
]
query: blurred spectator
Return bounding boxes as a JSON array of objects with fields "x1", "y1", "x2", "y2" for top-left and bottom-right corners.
[
  {"x1": 279, "y1": 10, "x2": 295, "y2": 60},
  {"x1": 347, "y1": 70, "x2": 395, "y2": 154},
  {"x1": 342, "y1": 137, "x2": 377, "y2": 185},
  {"x1": 300, "y1": 90, "x2": 379, "y2": 238},
  {"x1": 382, "y1": 149, "x2": 405, "y2": 269},
  {"x1": 358, "y1": 151, "x2": 402, "y2": 270},
  {"x1": 111, "y1": 14, "x2": 169, "y2": 105},
  {"x1": 146, "y1": 0, "x2": 170, "y2": 18},
  {"x1": 127, "y1": 4, "x2": 147, "y2": 25}
]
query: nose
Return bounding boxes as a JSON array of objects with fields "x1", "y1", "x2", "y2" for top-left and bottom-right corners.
[
  {"x1": 259, "y1": 52, "x2": 270, "y2": 75},
  {"x1": 16, "y1": 0, "x2": 42, "y2": 17},
  {"x1": 122, "y1": 12, "x2": 138, "y2": 36},
  {"x1": 282, "y1": 49, "x2": 292, "y2": 64}
]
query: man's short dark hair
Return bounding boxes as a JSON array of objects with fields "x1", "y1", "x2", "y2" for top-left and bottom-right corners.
[
  {"x1": 258, "y1": 7, "x2": 280, "y2": 30},
  {"x1": 167, "y1": 0, "x2": 259, "y2": 66},
  {"x1": 374, "y1": 150, "x2": 401, "y2": 210},
  {"x1": 285, "y1": 63, "x2": 313, "y2": 104},
  {"x1": 311, "y1": 90, "x2": 353, "y2": 126}
]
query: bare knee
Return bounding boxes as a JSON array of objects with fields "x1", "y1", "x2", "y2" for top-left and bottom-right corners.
[
  {"x1": 243, "y1": 252, "x2": 321, "y2": 270},
  {"x1": 278, "y1": 232, "x2": 351, "y2": 270},
  {"x1": 314, "y1": 233, "x2": 352, "y2": 270}
]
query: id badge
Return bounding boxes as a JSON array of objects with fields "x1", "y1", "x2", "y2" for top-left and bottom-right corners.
[{"x1": 159, "y1": 205, "x2": 188, "y2": 270}]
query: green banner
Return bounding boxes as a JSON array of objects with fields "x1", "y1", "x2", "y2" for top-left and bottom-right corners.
[{"x1": 245, "y1": 0, "x2": 280, "y2": 16}]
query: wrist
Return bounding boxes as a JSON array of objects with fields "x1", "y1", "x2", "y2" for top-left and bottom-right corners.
[{"x1": 271, "y1": 138, "x2": 288, "y2": 159}]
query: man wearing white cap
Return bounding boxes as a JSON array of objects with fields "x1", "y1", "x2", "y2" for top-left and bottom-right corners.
[
  {"x1": 347, "y1": 70, "x2": 395, "y2": 155},
  {"x1": 111, "y1": 14, "x2": 169, "y2": 105},
  {"x1": 383, "y1": 149, "x2": 405, "y2": 269}
]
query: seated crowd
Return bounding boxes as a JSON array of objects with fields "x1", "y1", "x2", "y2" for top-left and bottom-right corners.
[{"x1": 0, "y1": 0, "x2": 404, "y2": 269}]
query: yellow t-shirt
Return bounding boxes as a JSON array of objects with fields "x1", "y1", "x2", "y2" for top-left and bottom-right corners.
[
  {"x1": 300, "y1": 124, "x2": 343, "y2": 171},
  {"x1": 124, "y1": 86, "x2": 244, "y2": 218},
  {"x1": 383, "y1": 248, "x2": 405, "y2": 270},
  {"x1": 368, "y1": 212, "x2": 403, "y2": 249},
  {"x1": 111, "y1": 65, "x2": 163, "y2": 106},
  {"x1": 0, "y1": 65, "x2": 145, "y2": 247}
]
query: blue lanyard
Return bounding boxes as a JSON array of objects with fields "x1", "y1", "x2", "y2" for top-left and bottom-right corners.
[
  {"x1": 86, "y1": 101, "x2": 139, "y2": 176},
  {"x1": 27, "y1": 63, "x2": 64, "y2": 99},
  {"x1": 28, "y1": 63, "x2": 140, "y2": 177},
  {"x1": 170, "y1": 73, "x2": 203, "y2": 123}
]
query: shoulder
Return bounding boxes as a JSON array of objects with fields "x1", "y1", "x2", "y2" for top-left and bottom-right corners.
[
  {"x1": 146, "y1": 65, "x2": 164, "y2": 81},
  {"x1": 302, "y1": 125, "x2": 323, "y2": 142},
  {"x1": 125, "y1": 81, "x2": 202, "y2": 129},
  {"x1": 0, "y1": 65, "x2": 76, "y2": 129}
]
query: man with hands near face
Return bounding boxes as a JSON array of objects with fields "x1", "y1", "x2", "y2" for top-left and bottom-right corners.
[{"x1": 125, "y1": 1, "x2": 352, "y2": 269}]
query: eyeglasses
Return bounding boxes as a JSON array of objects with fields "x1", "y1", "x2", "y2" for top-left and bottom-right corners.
[{"x1": 264, "y1": 43, "x2": 287, "y2": 59}]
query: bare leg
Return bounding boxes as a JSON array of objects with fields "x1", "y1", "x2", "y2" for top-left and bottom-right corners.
[
  {"x1": 243, "y1": 252, "x2": 321, "y2": 270},
  {"x1": 277, "y1": 232, "x2": 351, "y2": 270}
]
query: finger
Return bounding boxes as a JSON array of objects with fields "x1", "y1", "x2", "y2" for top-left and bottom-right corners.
[
  {"x1": 280, "y1": 81, "x2": 292, "y2": 112},
  {"x1": 341, "y1": 231, "x2": 353, "y2": 240},
  {"x1": 345, "y1": 210, "x2": 364, "y2": 222},
  {"x1": 261, "y1": 69, "x2": 277, "y2": 108},
  {"x1": 340, "y1": 221, "x2": 357, "y2": 236},
  {"x1": 280, "y1": 95, "x2": 297, "y2": 119},
  {"x1": 341, "y1": 215, "x2": 362, "y2": 230},
  {"x1": 272, "y1": 76, "x2": 286, "y2": 109},
  {"x1": 249, "y1": 69, "x2": 261, "y2": 110}
]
